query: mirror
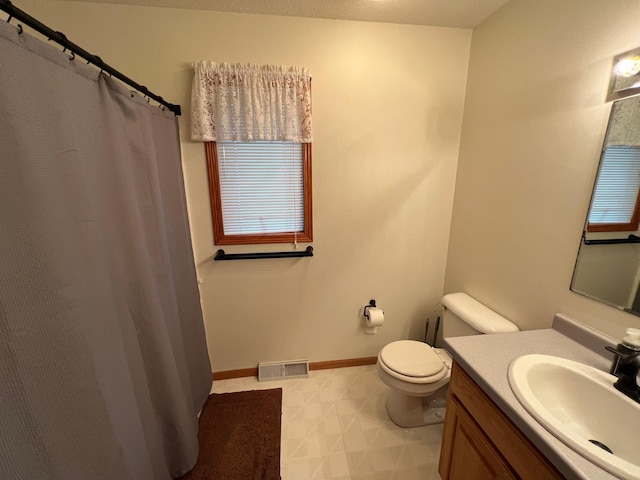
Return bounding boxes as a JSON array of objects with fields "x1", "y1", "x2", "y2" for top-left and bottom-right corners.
[{"x1": 572, "y1": 93, "x2": 640, "y2": 315}]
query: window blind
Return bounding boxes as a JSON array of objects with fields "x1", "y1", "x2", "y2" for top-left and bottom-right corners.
[
  {"x1": 589, "y1": 146, "x2": 640, "y2": 225},
  {"x1": 217, "y1": 141, "x2": 304, "y2": 235}
]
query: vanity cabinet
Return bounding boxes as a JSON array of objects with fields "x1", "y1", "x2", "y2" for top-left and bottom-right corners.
[{"x1": 439, "y1": 362, "x2": 564, "y2": 480}]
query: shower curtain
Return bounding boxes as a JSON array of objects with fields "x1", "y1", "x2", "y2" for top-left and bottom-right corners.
[{"x1": 0, "y1": 21, "x2": 211, "y2": 480}]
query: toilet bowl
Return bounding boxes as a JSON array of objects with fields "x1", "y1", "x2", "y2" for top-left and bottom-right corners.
[
  {"x1": 377, "y1": 340, "x2": 453, "y2": 427},
  {"x1": 376, "y1": 292, "x2": 518, "y2": 428}
]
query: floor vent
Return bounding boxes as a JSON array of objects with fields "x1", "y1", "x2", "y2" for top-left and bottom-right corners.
[{"x1": 258, "y1": 359, "x2": 309, "y2": 382}]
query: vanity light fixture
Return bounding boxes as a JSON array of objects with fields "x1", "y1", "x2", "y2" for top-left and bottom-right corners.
[
  {"x1": 608, "y1": 46, "x2": 640, "y2": 101},
  {"x1": 614, "y1": 55, "x2": 640, "y2": 78}
]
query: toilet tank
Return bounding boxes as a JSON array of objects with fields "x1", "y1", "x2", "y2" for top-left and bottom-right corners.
[{"x1": 440, "y1": 292, "x2": 519, "y2": 339}]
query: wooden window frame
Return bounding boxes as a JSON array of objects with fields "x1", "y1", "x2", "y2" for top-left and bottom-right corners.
[
  {"x1": 205, "y1": 141, "x2": 313, "y2": 245},
  {"x1": 587, "y1": 145, "x2": 640, "y2": 233},
  {"x1": 587, "y1": 190, "x2": 640, "y2": 232}
]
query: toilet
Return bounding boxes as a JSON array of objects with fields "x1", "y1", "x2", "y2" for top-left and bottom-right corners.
[{"x1": 376, "y1": 292, "x2": 519, "y2": 428}]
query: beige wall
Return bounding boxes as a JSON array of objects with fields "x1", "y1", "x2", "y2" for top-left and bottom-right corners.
[
  {"x1": 20, "y1": 0, "x2": 640, "y2": 370},
  {"x1": 21, "y1": 1, "x2": 472, "y2": 371},
  {"x1": 445, "y1": 0, "x2": 640, "y2": 339}
]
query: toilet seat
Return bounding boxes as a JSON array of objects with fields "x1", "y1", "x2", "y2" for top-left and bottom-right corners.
[{"x1": 378, "y1": 340, "x2": 446, "y2": 384}]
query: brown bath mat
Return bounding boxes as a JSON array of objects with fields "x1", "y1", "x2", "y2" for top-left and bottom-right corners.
[{"x1": 178, "y1": 388, "x2": 282, "y2": 480}]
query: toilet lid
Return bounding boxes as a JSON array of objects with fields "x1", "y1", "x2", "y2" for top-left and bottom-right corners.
[{"x1": 379, "y1": 340, "x2": 444, "y2": 378}]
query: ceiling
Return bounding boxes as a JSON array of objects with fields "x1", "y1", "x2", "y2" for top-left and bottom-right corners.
[{"x1": 63, "y1": 0, "x2": 510, "y2": 28}]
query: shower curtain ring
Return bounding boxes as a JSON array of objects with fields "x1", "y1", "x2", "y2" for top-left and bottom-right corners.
[
  {"x1": 68, "y1": 51, "x2": 75, "y2": 61},
  {"x1": 16, "y1": 24, "x2": 22, "y2": 34},
  {"x1": 56, "y1": 32, "x2": 68, "y2": 52}
]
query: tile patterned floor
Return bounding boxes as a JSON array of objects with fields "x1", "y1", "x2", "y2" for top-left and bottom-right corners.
[{"x1": 211, "y1": 365, "x2": 444, "y2": 480}]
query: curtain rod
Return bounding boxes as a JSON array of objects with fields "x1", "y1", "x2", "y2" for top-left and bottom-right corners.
[{"x1": 0, "y1": 0, "x2": 182, "y2": 116}]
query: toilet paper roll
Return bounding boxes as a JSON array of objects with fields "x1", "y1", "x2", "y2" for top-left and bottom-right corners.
[{"x1": 366, "y1": 307, "x2": 384, "y2": 327}]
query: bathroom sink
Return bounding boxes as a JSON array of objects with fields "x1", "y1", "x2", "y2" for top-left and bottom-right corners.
[{"x1": 508, "y1": 354, "x2": 640, "y2": 480}]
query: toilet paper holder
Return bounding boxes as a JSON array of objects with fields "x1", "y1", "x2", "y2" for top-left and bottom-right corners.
[
  {"x1": 363, "y1": 299, "x2": 384, "y2": 334},
  {"x1": 363, "y1": 299, "x2": 377, "y2": 318}
]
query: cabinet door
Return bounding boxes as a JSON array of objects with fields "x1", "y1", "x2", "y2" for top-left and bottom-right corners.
[
  {"x1": 441, "y1": 396, "x2": 516, "y2": 480},
  {"x1": 442, "y1": 362, "x2": 564, "y2": 480}
]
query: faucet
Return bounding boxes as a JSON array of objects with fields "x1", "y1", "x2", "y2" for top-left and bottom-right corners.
[
  {"x1": 613, "y1": 353, "x2": 640, "y2": 403},
  {"x1": 606, "y1": 332, "x2": 640, "y2": 403},
  {"x1": 605, "y1": 344, "x2": 636, "y2": 377}
]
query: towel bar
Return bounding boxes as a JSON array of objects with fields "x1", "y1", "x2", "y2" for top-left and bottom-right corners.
[{"x1": 214, "y1": 246, "x2": 313, "y2": 261}]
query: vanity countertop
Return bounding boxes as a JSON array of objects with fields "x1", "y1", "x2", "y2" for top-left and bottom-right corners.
[{"x1": 443, "y1": 313, "x2": 620, "y2": 480}]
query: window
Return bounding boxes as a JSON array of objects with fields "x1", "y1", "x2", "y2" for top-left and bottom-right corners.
[
  {"x1": 587, "y1": 146, "x2": 640, "y2": 232},
  {"x1": 206, "y1": 141, "x2": 312, "y2": 245},
  {"x1": 191, "y1": 61, "x2": 313, "y2": 245}
]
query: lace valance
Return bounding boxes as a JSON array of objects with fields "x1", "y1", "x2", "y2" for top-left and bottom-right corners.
[{"x1": 191, "y1": 61, "x2": 313, "y2": 143}]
